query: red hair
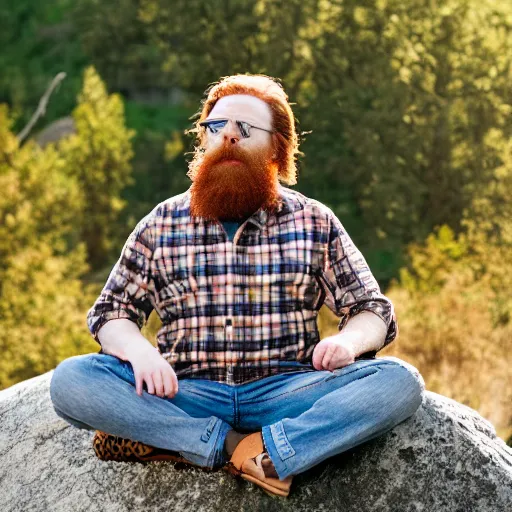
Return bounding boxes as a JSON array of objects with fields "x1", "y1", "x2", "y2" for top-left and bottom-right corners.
[{"x1": 186, "y1": 73, "x2": 302, "y2": 185}]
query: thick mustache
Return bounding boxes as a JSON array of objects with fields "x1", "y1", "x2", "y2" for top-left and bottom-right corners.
[{"x1": 207, "y1": 144, "x2": 249, "y2": 165}]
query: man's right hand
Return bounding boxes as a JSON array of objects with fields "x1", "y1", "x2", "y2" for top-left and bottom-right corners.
[
  {"x1": 97, "y1": 319, "x2": 179, "y2": 399},
  {"x1": 126, "y1": 345, "x2": 179, "y2": 398}
]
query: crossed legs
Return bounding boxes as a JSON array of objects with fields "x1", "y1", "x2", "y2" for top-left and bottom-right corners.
[{"x1": 50, "y1": 353, "x2": 425, "y2": 479}]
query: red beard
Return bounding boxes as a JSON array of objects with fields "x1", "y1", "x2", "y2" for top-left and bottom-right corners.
[{"x1": 189, "y1": 141, "x2": 280, "y2": 221}]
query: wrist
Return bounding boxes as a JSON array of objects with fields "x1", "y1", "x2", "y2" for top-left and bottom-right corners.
[
  {"x1": 123, "y1": 338, "x2": 158, "y2": 362},
  {"x1": 335, "y1": 326, "x2": 386, "y2": 359},
  {"x1": 333, "y1": 331, "x2": 361, "y2": 358}
]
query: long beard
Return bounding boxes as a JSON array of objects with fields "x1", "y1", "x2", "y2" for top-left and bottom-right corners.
[{"x1": 189, "y1": 142, "x2": 280, "y2": 221}]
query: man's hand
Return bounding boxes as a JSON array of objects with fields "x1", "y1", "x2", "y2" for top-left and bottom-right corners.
[
  {"x1": 312, "y1": 334, "x2": 356, "y2": 372},
  {"x1": 126, "y1": 345, "x2": 179, "y2": 398}
]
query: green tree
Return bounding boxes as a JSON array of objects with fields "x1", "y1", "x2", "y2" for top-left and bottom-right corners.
[
  {"x1": 59, "y1": 66, "x2": 136, "y2": 269},
  {"x1": 296, "y1": 0, "x2": 512, "y2": 282},
  {"x1": 0, "y1": 105, "x2": 96, "y2": 388},
  {"x1": 0, "y1": 0, "x2": 87, "y2": 131},
  {"x1": 73, "y1": 0, "x2": 166, "y2": 94},
  {"x1": 0, "y1": 65, "x2": 137, "y2": 388}
]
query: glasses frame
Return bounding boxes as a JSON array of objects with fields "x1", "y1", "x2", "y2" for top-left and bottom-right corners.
[{"x1": 199, "y1": 118, "x2": 274, "y2": 139}]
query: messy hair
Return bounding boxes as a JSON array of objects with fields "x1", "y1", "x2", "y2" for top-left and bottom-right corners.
[{"x1": 186, "y1": 73, "x2": 303, "y2": 185}]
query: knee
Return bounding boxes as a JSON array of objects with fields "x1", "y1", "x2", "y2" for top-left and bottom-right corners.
[
  {"x1": 50, "y1": 355, "x2": 96, "y2": 411},
  {"x1": 379, "y1": 357, "x2": 425, "y2": 391},
  {"x1": 380, "y1": 361, "x2": 425, "y2": 418}
]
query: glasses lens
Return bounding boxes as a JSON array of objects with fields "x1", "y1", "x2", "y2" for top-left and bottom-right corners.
[
  {"x1": 237, "y1": 121, "x2": 251, "y2": 138},
  {"x1": 202, "y1": 120, "x2": 228, "y2": 134}
]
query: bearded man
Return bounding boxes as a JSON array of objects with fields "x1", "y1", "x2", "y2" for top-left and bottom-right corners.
[{"x1": 50, "y1": 74, "x2": 425, "y2": 498}]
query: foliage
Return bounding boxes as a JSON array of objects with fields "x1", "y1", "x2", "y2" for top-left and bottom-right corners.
[
  {"x1": 8, "y1": 0, "x2": 512, "y2": 282},
  {"x1": 127, "y1": 0, "x2": 512, "y2": 284},
  {"x1": 73, "y1": 0, "x2": 167, "y2": 94},
  {"x1": 0, "y1": 0, "x2": 87, "y2": 131},
  {"x1": 0, "y1": 66, "x2": 135, "y2": 387},
  {"x1": 0, "y1": 105, "x2": 97, "y2": 388},
  {"x1": 58, "y1": 66, "x2": 136, "y2": 268},
  {"x1": 121, "y1": 101, "x2": 194, "y2": 225},
  {"x1": 383, "y1": 128, "x2": 512, "y2": 439},
  {"x1": 294, "y1": 0, "x2": 512, "y2": 283}
]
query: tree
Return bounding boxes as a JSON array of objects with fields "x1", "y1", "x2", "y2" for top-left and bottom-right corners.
[
  {"x1": 59, "y1": 66, "x2": 136, "y2": 269},
  {"x1": 297, "y1": 0, "x2": 512, "y2": 282},
  {"x1": 0, "y1": 66, "x2": 137, "y2": 388},
  {"x1": 0, "y1": 105, "x2": 95, "y2": 388}
]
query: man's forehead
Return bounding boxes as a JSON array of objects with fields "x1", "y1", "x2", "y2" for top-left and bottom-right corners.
[{"x1": 207, "y1": 95, "x2": 272, "y2": 126}]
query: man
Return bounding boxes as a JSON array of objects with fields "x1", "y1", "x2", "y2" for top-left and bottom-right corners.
[{"x1": 50, "y1": 74, "x2": 425, "y2": 498}]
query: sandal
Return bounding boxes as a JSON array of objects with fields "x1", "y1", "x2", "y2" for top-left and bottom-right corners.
[{"x1": 226, "y1": 432, "x2": 293, "y2": 497}]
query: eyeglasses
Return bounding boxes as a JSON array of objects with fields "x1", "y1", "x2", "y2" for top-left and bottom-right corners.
[{"x1": 199, "y1": 118, "x2": 274, "y2": 139}]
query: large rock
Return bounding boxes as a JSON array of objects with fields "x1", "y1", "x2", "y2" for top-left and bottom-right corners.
[
  {"x1": 0, "y1": 369, "x2": 511, "y2": 512},
  {"x1": 34, "y1": 117, "x2": 76, "y2": 148}
]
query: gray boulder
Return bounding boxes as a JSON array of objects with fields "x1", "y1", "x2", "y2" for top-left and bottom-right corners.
[
  {"x1": 1, "y1": 369, "x2": 511, "y2": 512},
  {"x1": 34, "y1": 117, "x2": 76, "y2": 148}
]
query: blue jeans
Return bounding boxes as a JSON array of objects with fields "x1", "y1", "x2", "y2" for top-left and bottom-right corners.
[{"x1": 49, "y1": 353, "x2": 425, "y2": 480}]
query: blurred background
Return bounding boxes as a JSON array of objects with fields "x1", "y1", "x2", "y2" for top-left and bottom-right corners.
[{"x1": 0, "y1": 0, "x2": 510, "y2": 443}]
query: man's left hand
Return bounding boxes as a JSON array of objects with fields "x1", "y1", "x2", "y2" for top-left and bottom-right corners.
[{"x1": 312, "y1": 334, "x2": 356, "y2": 372}]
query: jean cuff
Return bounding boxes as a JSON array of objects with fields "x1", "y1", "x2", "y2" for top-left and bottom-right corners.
[
  {"x1": 208, "y1": 420, "x2": 232, "y2": 469},
  {"x1": 262, "y1": 422, "x2": 294, "y2": 480}
]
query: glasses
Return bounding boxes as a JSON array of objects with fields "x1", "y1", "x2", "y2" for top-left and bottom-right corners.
[{"x1": 199, "y1": 118, "x2": 273, "y2": 139}]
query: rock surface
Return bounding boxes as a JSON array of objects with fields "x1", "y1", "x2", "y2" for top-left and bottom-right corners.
[
  {"x1": 1, "y1": 370, "x2": 511, "y2": 512},
  {"x1": 34, "y1": 116, "x2": 76, "y2": 147}
]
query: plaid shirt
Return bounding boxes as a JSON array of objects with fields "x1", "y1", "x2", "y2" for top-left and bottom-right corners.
[{"x1": 86, "y1": 184, "x2": 398, "y2": 384}]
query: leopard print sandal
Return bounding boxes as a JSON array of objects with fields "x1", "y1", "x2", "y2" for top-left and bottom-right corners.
[{"x1": 92, "y1": 430, "x2": 197, "y2": 467}]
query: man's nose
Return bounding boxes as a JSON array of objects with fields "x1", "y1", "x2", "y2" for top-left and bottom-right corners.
[{"x1": 223, "y1": 120, "x2": 240, "y2": 144}]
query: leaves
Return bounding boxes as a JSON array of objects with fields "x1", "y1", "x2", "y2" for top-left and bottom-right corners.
[
  {"x1": 59, "y1": 66, "x2": 135, "y2": 267},
  {"x1": 0, "y1": 67, "x2": 134, "y2": 387}
]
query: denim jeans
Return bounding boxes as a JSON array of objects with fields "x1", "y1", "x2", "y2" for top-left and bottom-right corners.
[{"x1": 49, "y1": 353, "x2": 425, "y2": 480}]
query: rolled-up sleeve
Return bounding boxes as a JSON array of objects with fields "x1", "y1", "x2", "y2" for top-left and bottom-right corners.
[
  {"x1": 318, "y1": 211, "x2": 398, "y2": 349},
  {"x1": 86, "y1": 215, "x2": 155, "y2": 346}
]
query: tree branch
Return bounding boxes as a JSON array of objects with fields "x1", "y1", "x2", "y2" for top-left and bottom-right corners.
[{"x1": 17, "y1": 72, "x2": 67, "y2": 144}]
